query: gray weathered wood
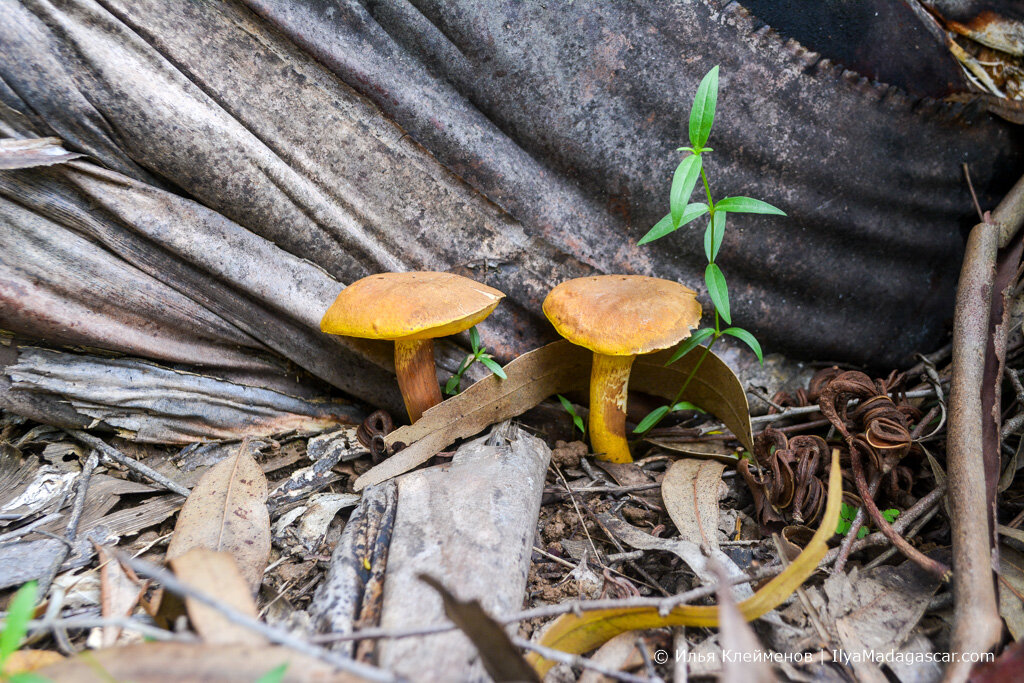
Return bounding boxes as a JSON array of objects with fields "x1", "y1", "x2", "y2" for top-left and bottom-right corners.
[{"x1": 376, "y1": 422, "x2": 550, "y2": 682}]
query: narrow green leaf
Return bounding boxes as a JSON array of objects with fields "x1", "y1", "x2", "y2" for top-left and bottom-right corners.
[
  {"x1": 705, "y1": 263, "x2": 731, "y2": 325},
  {"x1": 638, "y1": 214, "x2": 674, "y2": 246},
  {"x1": 557, "y1": 394, "x2": 585, "y2": 437},
  {"x1": 479, "y1": 355, "x2": 507, "y2": 379},
  {"x1": 670, "y1": 401, "x2": 704, "y2": 413},
  {"x1": 633, "y1": 405, "x2": 670, "y2": 434},
  {"x1": 713, "y1": 197, "x2": 786, "y2": 215},
  {"x1": 254, "y1": 664, "x2": 289, "y2": 683},
  {"x1": 469, "y1": 326, "x2": 481, "y2": 353},
  {"x1": 1, "y1": 582, "x2": 37, "y2": 665},
  {"x1": 689, "y1": 66, "x2": 719, "y2": 148},
  {"x1": 667, "y1": 327, "x2": 715, "y2": 365},
  {"x1": 703, "y1": 211, "x2": 726, "y2": 262},
  {"x1": 723, "y1": 327, "x2": 763, "y2": 364},
  {"x1": 638, "y1": 204, "x2": 708, "y2": 245},
  {"x1": 7, "y1": 673, "x2": 53, "y2": 683},
  {"x1": 670, "y1": 155, "x2": 702, "y2": 228}
]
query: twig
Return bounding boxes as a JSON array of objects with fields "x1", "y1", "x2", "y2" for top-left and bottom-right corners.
[
  {"x1": 313, "y1": 564, "x2": 785, "y2": 645},
  {"x1": 822, "y1": 485, "x2": 946, "y2": 565},
  {"x1": 554, "y1": 465, "x2": 605, "y2": 567},
  {"x1": 849, "y1": 445, "x2": 950, "y2": 580},
  {"x1": 69, "y1": 430, "x2": 190, "y2": 497},
  {"x1": 36, "y1": 450, "x2": 98, "y2": 598},
  {"x1": 832, "y1": 471, "x2": 882, "y2": 574},
  {"x1": 0, "y1": 512, "x2": 63, "y2": 544},
  {"x1": 863, "y1": 501, "x2": 942, "y2": 572},
  {"x1": 21, "y1": 614, "x2": 191, "y2": 642},
  {"x1": 947, "y1": 218, "x2": 1005, "y2": 675},
  {"x1": 513, "y1": 636, "x2": 657, "y2": 683},
  {"x1": 119, "y1": 555, "x2": 400, "y2": 683}
]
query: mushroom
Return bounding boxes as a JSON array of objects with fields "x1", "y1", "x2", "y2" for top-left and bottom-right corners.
[
  {"x1": 543, "y1": 275, "x2": 701, "y2": 463},
  {"x1": 321, "y1": 272, "x2": 505, "y2": 422}
]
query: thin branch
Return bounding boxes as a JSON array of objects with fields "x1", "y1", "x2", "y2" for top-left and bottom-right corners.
[
  {"x1": 69, "y1": 430, "x2": 190, "y2": 497},
  {"x1": 119, "y1": 555, "x2": 400, "y2": 683}
]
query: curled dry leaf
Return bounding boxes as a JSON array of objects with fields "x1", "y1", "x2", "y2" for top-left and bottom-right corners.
[
  {"x1": 528, "y1": 449, "x2": 842, "y2": 676},
  {"x1": 166, "y1": 441, "x2": 271, "y2": 591},
  {"x1": 356, "y1": 340, "x2": 752, "y2": 490},
  {"x1": 168, "y1": 548, "x2": 266, "y2": 646}
]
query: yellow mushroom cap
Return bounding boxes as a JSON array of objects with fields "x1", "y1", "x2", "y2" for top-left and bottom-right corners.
[
  {"x1": 543, "y1": 275, "x2": 702, "y2": 356},
  {"x1": 320, "y1": 272, "x2": 505, "y2": 340}
]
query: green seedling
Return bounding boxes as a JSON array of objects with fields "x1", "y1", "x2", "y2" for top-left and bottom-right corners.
[
  {"x1": 254, "y1": 663, "x2": 289, "y2": 683},
  {"x1": 635, "y1": 66, "x2": 785, "y2": 434},
  {"x1": 1, "y1": 582, "x2": 50, "y2": 683},
  {"x1": 444, "y1": 327, "x2": 507, "y2": 395},
  {"x1": 836, "y1": 502, "x2": 900, "y2": 538},
  {"x1": 556, "y1": 394, "x2": 586, "y2": 438}
]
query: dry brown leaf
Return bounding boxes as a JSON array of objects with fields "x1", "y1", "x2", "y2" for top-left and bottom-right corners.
[
  {"x1": 169, "y1": 547, "x2": 267, "y2": 646},
  {"x1": 357, "y1": 340, "x2": 752, "y2": 490},
  {"x1": 662, "y1": 459, "x2": 726, "y2": 553},
  {"x1": 577, "y1": 632, "x2": 647, "y2": 683},
  {"x1": 2, "y1": 649, "x2": 64, "y2": 674},
  {"x1": 166, "y1": 442, "x2": 271, "y2": 591},
  {"x1": 96, "y1": 543, "x2": 147, "y2": 647},
  {"x1": 33, "y1": 642, "x2": 361, "y2": 682},
  {"x1": 418, "y1": 574, "x2": 540, "y2": 683},
  {"x1": 998, "y1": 544, "x2": 1024, "y2": 640},
  {"x1": 716, "y1": 565, "x2": 776, "y2": 683}
]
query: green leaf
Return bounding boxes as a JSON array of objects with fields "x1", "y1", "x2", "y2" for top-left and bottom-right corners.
[
  {"x1": 667, "y1": 328, "x2": 715, "y2": 365},
  {"x1": 713, "y1": 197, "x2": 786, "y2": 215},
  {"x1": 705, "y1": 263, "x2": 731, "y2": 325},
  {"x1": 1, "y1": 582, "x2": 37, "y2": 666},
  {"x1": 689, "y1": 66, "x2": 719, "y2": 149},
  {"x1": 7, "y1": 673, "x2": 53, "y2": 683},
  {"x1": 882, "y1": 509, "x2": 901, "y2": 524},
  {"x1": 479, "y1": 355, "x2": 507, "y2": 379},
  {"x1": 557, "y1": 394, "x2": 585, "y2": 437},
  {"x1": 638, "y1": 204, "x2": 708, "y2": 245},
  {"x1": 670, "y1": 401, "x2": 704, "y2": 413},
  {"x1": 722, "y1": 327, "x2": 763, "y2": 364},
  {"x1": 670, "y1": 155, "x2": 703, "y2": 229},
  {"x1": 703, "y1": 211, "x2": 726, "y2": 262},
  {"x1": 857, "y1": 527, "x2": 869, "y2": 539},
  {"x1": 469, "y1": 326, "x2": 481, "y2": 353},
  {"x1": 633, "y1": 405, "x2": 670, "y2": 434},
  {"x1": 254, "y1": 663, "x2": 289, "y2": 683}
]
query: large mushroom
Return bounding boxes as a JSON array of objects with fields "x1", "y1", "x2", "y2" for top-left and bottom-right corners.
[
  {"x1": 543, "y1": 275, "x2": 701, "y2": 463},
  {"x1": 321, "y1": 272, "x2": 505, "y2": 423}
]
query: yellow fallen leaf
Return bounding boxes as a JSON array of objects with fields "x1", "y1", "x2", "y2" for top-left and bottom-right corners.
[
  {"x1": 529, "y1": 449, "x2": 842, "y2": 675},
  {"x1": 2, "y1": 649, "x2": 64, "y2": 674}
]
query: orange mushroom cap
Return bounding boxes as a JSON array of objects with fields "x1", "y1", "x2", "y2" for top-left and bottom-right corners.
[
  {"x1": 321, "y1": 272, "x2": 505, "y2": 340},
  {"x1": 543, "y1": 275, "x2": 702, "y2": 355}
]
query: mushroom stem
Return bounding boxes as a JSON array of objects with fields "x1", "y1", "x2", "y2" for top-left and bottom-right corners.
[
  {"x1": 589, "y1": 353, "x2": 636, "y2": 463},
  {"x1": 394, "y1": 339, "x2": 442, "y2": 423}
]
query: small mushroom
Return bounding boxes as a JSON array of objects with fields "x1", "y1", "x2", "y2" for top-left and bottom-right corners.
[
  {"x1": 543, "y1": 275, "x2": 701, "y2": 463},
  {"x1": 321, "y1": 272, "x2": 505, "y2": 422}
]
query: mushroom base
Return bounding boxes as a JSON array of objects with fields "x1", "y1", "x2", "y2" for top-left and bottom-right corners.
[
  {"x1": 394, "y1": 338, "x2": 442, "y2": 423},
  {"x1": 589, "y1": 353, "x2": 635, "y2": 463}
]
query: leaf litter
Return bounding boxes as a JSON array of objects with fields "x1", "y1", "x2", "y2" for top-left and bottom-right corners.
[{"x1": 0, "y1": 315, "x2": 1022, "y2": 682}]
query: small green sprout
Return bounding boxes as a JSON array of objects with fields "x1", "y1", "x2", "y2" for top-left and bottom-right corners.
[
  {"x1": 254, "y1": 663, "x2": 289, "y2": 683},
  {"x1": 635, "y1": 66, "x2": 785, "y2": 435},
  {"x1": 556, "y1": 395, "x2": 586, "y2": 438},
  {"x1": 836, "y1": 502, "x2": 900, "y2": 538},
  {"x1": 1, "y1": 581, "x2": 51, "y2": 683},
  {"x1": 444, "y1": 327, "x2": 507, "y2": 395}
]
